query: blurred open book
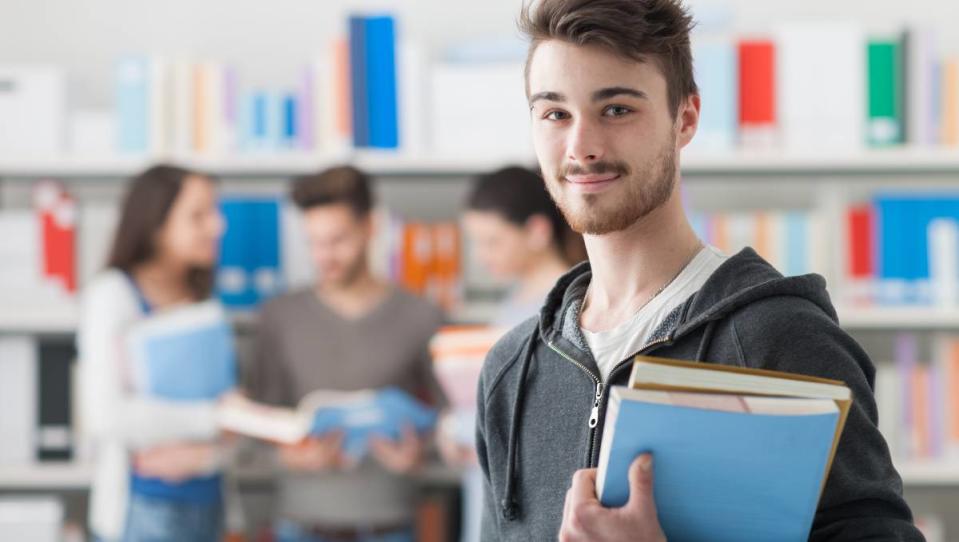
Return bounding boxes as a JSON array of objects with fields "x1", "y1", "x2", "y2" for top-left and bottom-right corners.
[{"x1": 217, "y1": 387, "x2": 436, "y2": 457}]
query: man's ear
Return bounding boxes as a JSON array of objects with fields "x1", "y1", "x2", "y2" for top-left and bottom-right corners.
[{"x1": 676, "y1": 94, "x2": 701, "y2": 149}]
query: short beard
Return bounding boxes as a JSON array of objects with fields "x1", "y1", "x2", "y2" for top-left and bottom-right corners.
[{"x1": 547, "y1": 141, "x2": 677, "y2": 235}]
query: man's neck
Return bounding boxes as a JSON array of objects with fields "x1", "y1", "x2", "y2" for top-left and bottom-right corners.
[
  {"x1": 580, "y1": 192, "x2": 702, "y2": 333},
  {"x1": 315, "y1": 270, "x2": 389, "y2": 320}
]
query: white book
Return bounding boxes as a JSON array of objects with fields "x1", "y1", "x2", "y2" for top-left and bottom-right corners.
[
  {"x1": 776, "y1": 22, "x2": 865, "y2": 151},
  {"x1": 148, "y1": 56, "x2": 169, "y2": 156},
  {"x1": 927, "y1": 218, "x2": 958, "y2": 308},
  {"x1": 0, "y1": 65, "x2": 65, "y2": 155},
  {"x1": 0, "y1": 337, "x2": 37, "y2": 464},
  {"x1": 430, "y1": 62, "x2": 532, "y2": 157},
  {"x1": 874, "y1": 363, "x2": 901, "y2": 461},
  {"x1": 280, "y1": 203, "x2": 314, "y2": 291},
  {"x1": 171, "y1": 60, "x2": 194, "y2": 155},
  {"x1": 397, "y1": 41, "x2": 429, "y2": 155}
]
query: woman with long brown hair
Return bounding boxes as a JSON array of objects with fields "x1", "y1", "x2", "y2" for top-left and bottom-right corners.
[{"x1": 77, "y1": 164, "x2": 230, "y2": 542}]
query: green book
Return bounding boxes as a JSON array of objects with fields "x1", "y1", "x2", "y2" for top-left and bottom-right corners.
[{"x1": 867, "y1": 38, "x2": 903, "y2": 146}]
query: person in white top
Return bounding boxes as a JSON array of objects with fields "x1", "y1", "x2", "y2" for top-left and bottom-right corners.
[{"x1": 77, "y1": 164, "x2": 229, "y2": 542}]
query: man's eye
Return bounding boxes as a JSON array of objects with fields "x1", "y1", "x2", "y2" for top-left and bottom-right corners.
[
  {"x1": 544, "y1": 110, "x2": 571, "y2": 121},
  {"x1": 603, "y1": 105, "x2": 633, "y2": 117}
]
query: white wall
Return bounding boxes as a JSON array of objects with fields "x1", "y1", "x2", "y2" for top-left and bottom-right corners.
[{"x1": 2, "y1": 0, "x2": 959, "y2": 109}]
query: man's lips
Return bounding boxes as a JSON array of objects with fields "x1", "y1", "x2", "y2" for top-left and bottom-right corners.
[{"x1": 564, "y1": 173, "x2": 621, "y2": 184}]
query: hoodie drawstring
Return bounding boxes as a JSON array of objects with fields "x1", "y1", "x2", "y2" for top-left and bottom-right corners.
[
  {"x1": 695, "y1": 320, "x2": 717, "y2": 362},
  {"x1": 501, "y1": 330, "x2": 538, "y2": 521}
]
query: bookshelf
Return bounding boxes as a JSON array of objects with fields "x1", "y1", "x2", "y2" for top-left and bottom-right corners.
[
  {"x1": 5, "y1": 304, "x2": 959, "y2": 335},
  {"x1": 3, "y1": 148, "x2": 959, "y2": 179},
  {"x1": 0, "y1": 459, "x2": 954, "y2": 490}
]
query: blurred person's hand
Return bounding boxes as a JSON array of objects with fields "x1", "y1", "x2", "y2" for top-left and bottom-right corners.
[
  {"x1": 277, "y1": 432, "x2": 349, "y2": 471},
  {"x1": 437, "y1": 411, "x2": 477, "y2": 467},
  {"x1": 369, "y1": 424, "x2": 427, "y2": 474},
  {"x1": 133, "y1": 442, "x2": 219, "y2": 482}
]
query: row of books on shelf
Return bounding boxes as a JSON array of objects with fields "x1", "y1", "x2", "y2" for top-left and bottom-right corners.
[
  {"x1": 687, "y1": 190, "x2": 959, "y2": 308},
  {"x1": 0, "y1": 13, "x2": 531, "y2": 158},
  {"x1": 877, "y1": 334, "x2": 959, "y2": 464},
  {"x1": 691, "y1": 25, "x2": 959, "y2": 152},
  {"x1": 0, "y1": 181, "x2": 465, "y2": 314}
]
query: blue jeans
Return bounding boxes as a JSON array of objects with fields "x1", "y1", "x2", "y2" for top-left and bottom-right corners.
[
  {"x1": 274, "y1": 519, "x2": 414, "y2": 542},
  {"x1": 121, "y1": 493, "x2": 223, "y2": 542}
]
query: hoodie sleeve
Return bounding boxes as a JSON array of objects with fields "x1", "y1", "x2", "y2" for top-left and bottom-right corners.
[
  {"x1": 730, "y1": 295, "x2": 924, "y2": 542},
  {"x1": 475, "y1": 350, "x2": 502, "y2": 541}
]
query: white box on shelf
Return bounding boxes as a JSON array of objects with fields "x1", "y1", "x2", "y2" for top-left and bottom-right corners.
[
  {"x1": 68, "y1": 110, "x2": 117, "y2": 155},
  {"x1": 0, "y1": 497, "x2": 62, "y2": 542},
  {"x1": 0, "y1": 66, "x2": 65, "y2": 156}
]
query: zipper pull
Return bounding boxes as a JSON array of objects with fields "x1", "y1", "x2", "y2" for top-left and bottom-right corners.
[{"x1": 588, "y1": 382, "x2": 603, "y2": 428}]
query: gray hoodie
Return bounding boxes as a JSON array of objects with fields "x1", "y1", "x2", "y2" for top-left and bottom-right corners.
[{"x1": 476, "y1": 248, "x2": 923, "y2": 541}]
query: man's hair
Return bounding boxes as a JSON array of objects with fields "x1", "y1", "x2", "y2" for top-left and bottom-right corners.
[
  {"x1": 519, "y1": 0, "x2": 698, "y2": 117},
  {"x1": 290, "y1": 165, "x2": 374, "y2": 216}
]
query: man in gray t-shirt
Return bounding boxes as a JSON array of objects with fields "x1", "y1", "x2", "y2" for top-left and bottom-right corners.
[{"x1": 248, "y1": 165, "x2": 445, "y2": 541}]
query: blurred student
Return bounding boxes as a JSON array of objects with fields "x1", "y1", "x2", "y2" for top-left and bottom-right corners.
[
  {"x1": 248, "y1": 165, "x2": 444, "y2": 542},
  {"x1": 78, "y1": 165, "x2": 231, "y2": 542},
  {"x1": 462, "y1": 165, "x2": 585, "y2": 328},
  {"x1": 441, "y1": 165, "x2": 584, "y2": 542}
]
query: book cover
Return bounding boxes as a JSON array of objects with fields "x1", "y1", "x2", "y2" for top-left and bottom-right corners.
[
  {"x1": 597, "y1": 387, "x2": 840, "y2": 541},
  {"x1": 117, "y1": 57, "x2": 150, "y2": 154},
  {"x1": 776, "y1": 22, "x2": 864, "y2": 151},
  {"x1": 0, "y1": 336, "x2": 37, "y2": 464},
  {"x1": 0, "y1": 65, "x2": 65, "y2": 155},
  {"x1": 365, "y1": 15, "x2": 399, "y2": 149},
  {"x1": 867, "y1": 37, "x2": 904, "y2": 146},
  {"x1": 217, "y1": 387, "x2": 436, "y2": 458},
  {"x1": 737, "y1": 39, "x2": 776, "y2": 148},
  {"x1": 349, "y1": 16, "x2": 370, "y2": 147},
  {"x1": 36, "y1": 341, "x2": 75, "y2": 461},
  {"x1": 689, "y1": 37, "x2": 737, "y2": 152},
  {"x1": 125, "y1": 300, "x2": 236, "y2": 400}
]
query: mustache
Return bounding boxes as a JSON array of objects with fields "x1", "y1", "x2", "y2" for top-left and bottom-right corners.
[{"x1": 559, "y1": 161, "x2": 630, "y2": 179}]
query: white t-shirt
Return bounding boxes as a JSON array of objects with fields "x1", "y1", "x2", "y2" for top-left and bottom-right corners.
[{"x1": 582, "y1": 246, "x2": 728, "y2": 382}]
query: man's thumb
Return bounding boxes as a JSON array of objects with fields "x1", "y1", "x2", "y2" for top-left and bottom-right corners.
[{"x1": 626, "y1": 453, "x2": 657, "y2": 512}]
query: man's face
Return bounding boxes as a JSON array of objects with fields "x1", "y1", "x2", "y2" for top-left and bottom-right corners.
[
  {"x1": 302, "y1": 204, "x2": 371, "y2": 288},
  {"x1": 527, "y1": 40, "x2": 694, "y2": 235}
]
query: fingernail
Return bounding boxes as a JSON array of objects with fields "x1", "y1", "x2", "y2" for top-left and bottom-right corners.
[{"x1": 640, "y1": 455, "x2": 653, "y2": 473}]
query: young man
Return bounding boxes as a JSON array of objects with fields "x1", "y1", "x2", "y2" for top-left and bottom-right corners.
[
  {"x1": 249, "y1": 165, "x2": 444, "y2": 542},
  {"x1": 475, "y1": 1, "x2": 923, "y2": 541}
]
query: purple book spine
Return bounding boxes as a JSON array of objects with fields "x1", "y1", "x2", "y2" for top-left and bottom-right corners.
[
  {"x1": 299, "y1": 68, "x2": 315, "y2": 150},
  {"x1": 895, "y1": 333, "x2": 917, "y2": 457},
  {"x1": 929, "y1": 363, "x2": 944, "y2": 458}
]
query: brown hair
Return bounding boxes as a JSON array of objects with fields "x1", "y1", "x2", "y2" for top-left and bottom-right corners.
[
  {"x1": 467, "y1": 166, "x2": 585, "y2": 265},
  {"x1": 290, "y1": 165, "x2": 374, "y2": 217},
  {"x1": 519, "y1": 0, "x2": 698, "y2": 117},
  {"x1": 107, "y1": 164, "x2": 216, "y2": 300}
]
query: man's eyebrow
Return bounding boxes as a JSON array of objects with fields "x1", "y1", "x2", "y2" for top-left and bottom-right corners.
[
  {"x1": 592, "y1": 86, "x2": 648, "y2": 102},
  {"x1": 529, "y1": 91, "x2": 565, "y2": 106}
]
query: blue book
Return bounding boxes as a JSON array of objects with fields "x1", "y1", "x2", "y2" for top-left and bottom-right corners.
[
  {"x1": 125, "y1": 301, "x2": 237, "y2": 400},
  {"x1": 281, "y1": 92, "x2": 298, "y2": 149},
  {"x1": 365, "y1": 15, "x2": 399, "y2": 149},
  {"x1": 784, "y1": 211, "x2": 808, "y2": 277},
  {"x1": 874, "y1": 194, "x2": 959, "y2": 304},
  {"x1": 217, "y1": 387, "x2": 437, "y2": 459},
  {"x1": 690, "y1": 40, "x2": 737, "y2": 152},
  {"x1": 253, "y1": 91, "x2": 269, "y2": 150},
  {"x1": 349, "y1": 15, "x2": 370, "y2": 147},
  {"x1": 217, "y1": 197, "x2": 282, "y2": 308},
  {"x1": 597, "y1": 357, "x2": 850, "y2": 542},
  {"x1": 116, "y1": 57, "x2": 150, "y2": 154}
]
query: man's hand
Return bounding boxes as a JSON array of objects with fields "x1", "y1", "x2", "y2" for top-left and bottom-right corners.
[
  {"x1": 278, "y1": 432, "x2": 349, "y2": 471},
  {"x1": 133, "y1": 442, "x2": 219, "y2": 482},
  {"x1": 369, "y1": 424, "x2": 426, "y2": 474},
  {"x1": 558, "y1": 454, "x2": 666, "y2": 542}
]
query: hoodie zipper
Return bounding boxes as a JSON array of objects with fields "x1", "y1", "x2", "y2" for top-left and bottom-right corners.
[{"x1": 547, "y1": 336, "x2": 673, "y2": 467}]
